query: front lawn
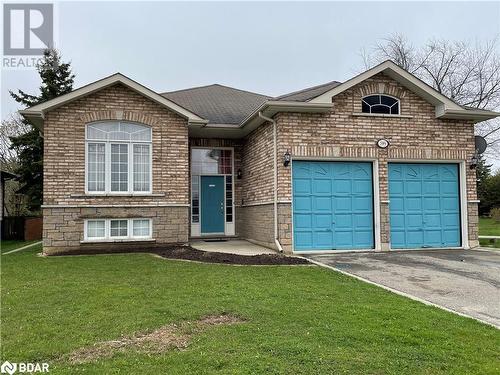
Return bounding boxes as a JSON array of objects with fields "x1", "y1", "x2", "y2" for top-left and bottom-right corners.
[
  {"x1": 1, "y1": 244, "x2": 499, "y2": 374},
  {"x1": 479, "y1": 217, "x2": 500, "y2": 236},
  {"x1": 479, "y1": 217, "x2": 500, "y2": 248}
]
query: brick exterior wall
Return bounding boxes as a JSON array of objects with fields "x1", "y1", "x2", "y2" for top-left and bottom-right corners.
[
  {"x1": 41, "y1": 73, "x2": 480, "y2": 255},
  {"x1": 275, "y1": 73, "x2": 478, "y2": 252},
  {"x1": 42, "y1": 83, "x2": 190, "y2": 254}
]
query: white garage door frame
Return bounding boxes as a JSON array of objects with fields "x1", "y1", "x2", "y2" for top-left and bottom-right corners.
[
  {"x1": 388, "y1": 159, "x2": 469, "y2": 250},
  {"x1": 290, "y1": 157, "x2": 382, "y2": 254}
]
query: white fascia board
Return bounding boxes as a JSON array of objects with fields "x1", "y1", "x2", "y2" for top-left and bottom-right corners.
[
  {"x1": 20, "y1": 73, "x2": 206, "y2": 124},
  {"x1": 239, "y1": 100, "x2": 333, "y2": 127},
  {"x1": 310, "y1": 60, "x2": 463, "y2": 112},
  {"x1": 441, "y1": 108, "x2": 500, "y2": 123},
  {"x1": 238, "y1": 100, "x2": 333, "y2": 136}
]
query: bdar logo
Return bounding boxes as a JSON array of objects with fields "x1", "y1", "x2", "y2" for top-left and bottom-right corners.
[{"x1": 0, "y1": 361, "x2": 17, "y2": 375}]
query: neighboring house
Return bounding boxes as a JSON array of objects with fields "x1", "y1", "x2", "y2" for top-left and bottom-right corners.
[{"x1": 20, "y1": 61, "x2": 499, "y2": 255}]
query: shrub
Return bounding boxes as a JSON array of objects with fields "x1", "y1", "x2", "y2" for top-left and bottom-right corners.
[{"x1": 491, "y1": 207, "x2": 500, "y2": 223}]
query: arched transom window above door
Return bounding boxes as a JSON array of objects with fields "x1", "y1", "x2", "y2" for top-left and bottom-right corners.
[{"x1": 362, "y1": 94, "x2": 400, "y2": 115}]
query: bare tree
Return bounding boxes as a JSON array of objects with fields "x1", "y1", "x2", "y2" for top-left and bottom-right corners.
[
  {"x1": 0, "y1": 115, "x2": 30, "y2": 169},
  {"x1": 362, "y1": 34, "x2": 500, "y2": 160}
]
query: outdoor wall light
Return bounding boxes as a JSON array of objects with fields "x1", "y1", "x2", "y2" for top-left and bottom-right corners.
[
  {"x1": 283, "y1": 150, "x2": 291, "y2": 167},
  {"x1": 470, "y1": 151, "x2": 479, "y2": 169},
  {"x1": 237, "y1": 169, "x2": 243, "y2": 179}
]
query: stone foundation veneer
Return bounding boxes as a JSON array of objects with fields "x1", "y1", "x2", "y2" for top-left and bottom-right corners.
[{"x1": 42, "y1": 206, "x2": 189, "y2": 255}]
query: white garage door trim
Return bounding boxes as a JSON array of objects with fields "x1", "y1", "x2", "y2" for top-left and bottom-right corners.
[
  {"x1": 388, "y1": 159, "x2": 469, "y2": 250},
  {"x1": 290, "y1": 157, "x2": 382, "y2": 254}
]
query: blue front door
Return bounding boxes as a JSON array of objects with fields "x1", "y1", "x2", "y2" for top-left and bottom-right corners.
[
  {"x1": 388, "y1": 163, "x2": 461, "y2": 248},
  {"x1": 292, "y1": 161, "x2": 374, "y2": 251},
  {"x1": 201, "y1": 176, "x2": 225, "y2": 234}
]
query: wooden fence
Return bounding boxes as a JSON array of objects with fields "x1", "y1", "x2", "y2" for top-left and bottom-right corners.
[{"x1": 1, "y1": 217, "x2": 42, "y2": 241}]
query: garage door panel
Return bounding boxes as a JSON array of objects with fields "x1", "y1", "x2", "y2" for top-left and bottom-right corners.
[
  {"x1": 293, "y1": 161, "x2": 374, "y2": 251},
  {"x1": 353, "y1": 180, "x2": 372, "y2": 194},
  {"x1": 423, "y1": 197, "x2": 440, "y2": 210},
  {"x1": 423, "y1": 181, "x2": 440, "y2": 194},
  {"x1": 389, "y1": 163, "x2": 460, "y2": 249},
  {"x1": 295, "y1": 231, "x2": 312, "y2": 247},
  {"x1": 441, "y1": 181, "x2": 458, "y2": 194},
  {"x1": 442, "y1": 197, "x2": 459, "y2": 210},
  {"x1": 390, "y1": 180, "x2": 404, "y2": 194},
  {"x1": 315, "y1": 214, "x2": 332, "y2": 229},
  {"x1": 335, "y1": 214, "x2": 352, "y2": 228},
  {"x1": 294, "y1": 179, "x2": 311, "y2": 194},
  {"x1": 406, "y1": 197, "x2": 422, "y2": 210},
  {"x1": 391, "y1": 197, "x2": 404, "y2": 211},
  {"x1": 425, "y1": 214, "x2": 441, "y2": 227},
  {"x1": 334, "y1": 196, "x2": 351, "y2": 211},
  {"x1": 405, "y1": 165, "x2": 421, "y2": 179},
  {"x1": 294, "y1": 214, "x2": 312, "y2": 229},
  {"x1": 407, "y1": 214, "x2": 423, "y2": 228},
  {"x1": 390, "y1": 214, "x2": 405, "y2": 228},
  {"x1": 354, "y1": 231, "x2": 373, "y2": 247},
  {"x1": 407, "y1": 230, "x2": 424, "y2": 246},
  {"x1": 354, "y1": 214, "x2": 372, "y2": 228},
  {"x1": 294, "y1": 196, "x2": 312, "y2": 211},
  {"x1": 334, "y1": 180, "x2": 351, "y2": 194},
  {"x1": 443, "y1": 213, "x2": 459, "y2": 227},
  {"x1": 407, "y1": 181, "x2": 422, "y2": 194},
  {"x1": 313, "y1": 179, "x2": 332, "y2": 194}
]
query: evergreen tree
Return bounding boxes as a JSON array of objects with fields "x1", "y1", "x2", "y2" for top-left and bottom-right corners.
[
  {"x1": 9, "y1": 49, "x2": 75, "y2": 212},
  {"x1": 476, "y1": 154, "x2": 492, "y2": 216}
]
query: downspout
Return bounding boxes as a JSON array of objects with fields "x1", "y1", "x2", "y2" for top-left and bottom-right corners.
[{"x1": 258, "y1": 111, "x2": 283, "y2": 253}]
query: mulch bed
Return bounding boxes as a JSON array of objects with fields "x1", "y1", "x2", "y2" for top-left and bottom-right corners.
[
  {"x1": 155, "y1": 246, "x2": 310, "y2": 265},
  {"x1": 50, "y1": 245, "x2": 310, "y2": 265}
]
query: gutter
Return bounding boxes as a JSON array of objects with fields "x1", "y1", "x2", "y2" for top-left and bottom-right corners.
[{"x1": 258, "y1": 111, "x2": 283, "y2": 253}]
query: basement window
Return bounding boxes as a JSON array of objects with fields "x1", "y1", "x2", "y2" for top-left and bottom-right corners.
[
  {"x1": 362, "y1": 94, "x2": 400, "y2": 115},
  {"x1": 84, "y1": 218, "x2": 152, "y2": 241}
]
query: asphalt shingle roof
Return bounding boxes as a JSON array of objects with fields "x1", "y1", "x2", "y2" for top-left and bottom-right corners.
[
  {"x1": 161, "y1": 80, "x2": 343, "y2": 125},
  {"x1": 162, "y1": 84, "x2": 270, "y2": 125},
  {"x1": 275, "y1": 80, "x2": 342, "y2": 102}
]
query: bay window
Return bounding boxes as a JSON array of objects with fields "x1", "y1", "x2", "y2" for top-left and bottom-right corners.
[{"x1": 86, "y1": 121, "x2": 152, "y2": 194}]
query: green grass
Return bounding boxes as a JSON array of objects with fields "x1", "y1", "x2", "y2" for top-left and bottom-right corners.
[
  {"x1": 0, "y1": 240, "x2": 40, "y2": 253},
  {"x1": 479, "y1": 217, "x2": 500, "y2": 236},
  {"x1": 479, "y1": 217, "x2": 500, "y2": 248},
  {"x1": 1, "y1": 245, "x2": 499, "y2": 374}
]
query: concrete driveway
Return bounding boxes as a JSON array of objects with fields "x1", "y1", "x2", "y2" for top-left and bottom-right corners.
[{"x1": 305, "y1": 249, "x2": 500, "y2": 328}]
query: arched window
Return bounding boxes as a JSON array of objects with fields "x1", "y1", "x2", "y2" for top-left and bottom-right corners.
[
  {"x1": 362, "y1": 94, "x2": 400, "y2": 115},
  {"x1": 86, "y1": 121, "x2": 152, "y2": 193}
]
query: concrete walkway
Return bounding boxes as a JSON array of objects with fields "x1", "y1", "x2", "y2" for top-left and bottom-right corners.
[
  {"x1": 305, "y1": 249, "x2": 500, "y2": 328},
  {"x1": 190, "y1": 239, "x2": 276, "y2": 256}
]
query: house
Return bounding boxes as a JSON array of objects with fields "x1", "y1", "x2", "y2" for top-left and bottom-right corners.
[{"x1": 20, "y1": 61, "x2": 499, "y2": 255}]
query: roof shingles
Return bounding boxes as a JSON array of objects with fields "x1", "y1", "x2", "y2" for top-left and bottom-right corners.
[{"x1": 162, "y1": 84, "x2": 270, "y2": 125}]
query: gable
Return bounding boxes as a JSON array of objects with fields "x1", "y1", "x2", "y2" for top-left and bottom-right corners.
[
  {"x1": 20, "y1": 73, "x2": 207, "y2": 129},
  {"x1": 309, "y1": 60, "x2": 498, "y2": 123}
]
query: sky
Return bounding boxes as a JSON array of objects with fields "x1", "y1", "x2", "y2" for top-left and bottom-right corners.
[{"x1": 2, "y1": 1, "x2": 500, "y2": 164}]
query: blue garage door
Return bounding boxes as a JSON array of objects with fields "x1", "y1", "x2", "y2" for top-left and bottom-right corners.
[
  {"x1": 388, "y1": 163, "x2": 461, "y2": 249},
  {"x1": 292, "y1": 161, "x2": 374, "y2": 251}
]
